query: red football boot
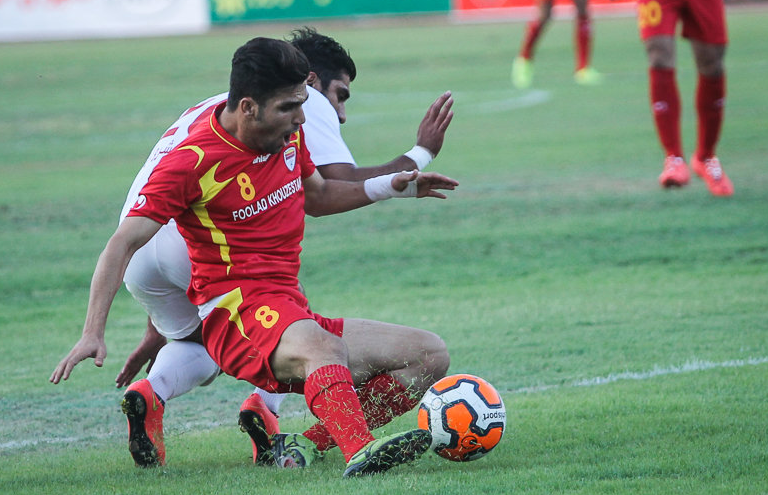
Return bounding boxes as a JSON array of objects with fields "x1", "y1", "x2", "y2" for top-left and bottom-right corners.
[
  {"x1": 692, "y1": 155, "x2": 734, "y2": 197},
  {"x1": 121, "y1": 379, "x2": 165, "y2": 467},
  {"x1": 238, "y1": 393, "x2": 280, "y2": 464},
  {"x1": 658, "y1": 155, "x2": 690, "y2": 188}
]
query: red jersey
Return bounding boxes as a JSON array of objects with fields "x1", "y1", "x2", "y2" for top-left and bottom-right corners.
[{"x1": 127, "y1": 102, "x2": 316, "y2": 305}]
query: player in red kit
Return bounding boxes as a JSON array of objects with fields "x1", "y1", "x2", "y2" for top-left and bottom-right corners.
[
  {"x1": 512, "y1": 0, "x2": 602, "y2": 88},
  {"x1": 50, "y1": 37, "x2": 458, "y2": 477},
  {"x1": 638, "y1": 0, "x2": 733, "y2": 196}
]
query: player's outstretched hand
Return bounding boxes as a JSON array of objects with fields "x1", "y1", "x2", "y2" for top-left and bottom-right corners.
[
  {"x1": 49, "y1": 334, "x2": 107, "y2": 384},
  {"x1": 416, "y1": 91, "x2": 454, "y2": 157},
  {"x1": 115, "y1": 331, "x2": 166, "y2": 388},
  {"x1": 392, "y1": 170, "x2": 459, "y2": 199}
]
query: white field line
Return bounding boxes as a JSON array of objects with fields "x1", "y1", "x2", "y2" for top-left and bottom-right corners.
[
  {"x1": 3, "y1": 356, "x2": 767, "y2": 451},
  {"x1": 508, "y1": 356, "x2": 768, "y2": 395}
]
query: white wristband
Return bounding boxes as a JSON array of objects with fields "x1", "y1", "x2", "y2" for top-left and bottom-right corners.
[
  {"x1": 364, "y1": 172, "x2": 418, "y2": 202},
  {"x1": 404, "y1": 145, "x2": 434, "y2": 171}
]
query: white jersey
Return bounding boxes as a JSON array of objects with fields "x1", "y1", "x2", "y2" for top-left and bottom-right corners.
[
  {"x1": 120, "y1": 86, "x2": 354, "y2": 339},
  {"x1": 302, "y1": 85, "x2": 356, "y2": 167}
]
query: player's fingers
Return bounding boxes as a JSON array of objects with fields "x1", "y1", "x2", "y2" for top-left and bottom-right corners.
[
  {"x1": 426, "y1": 91, "x2": 452, "y2": 119},
  {"x1": 49, "y1": 365, "x2": 62, "y2": 383},
  {"x1": 438, "y1": 110, "x2": 454, "y2": 132}
]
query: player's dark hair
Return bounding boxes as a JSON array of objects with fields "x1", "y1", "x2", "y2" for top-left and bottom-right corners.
[
  {"x1": 227, "y1": 37, "x2": 310, "y2": 110},
  {"x1": 288, "y1": 27, "x2": 356, "y2": 91}
]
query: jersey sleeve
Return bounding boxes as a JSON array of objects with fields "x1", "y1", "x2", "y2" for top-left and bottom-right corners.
[{"x1": 125, "y1": 147, "x2": 201, "y2": 224}]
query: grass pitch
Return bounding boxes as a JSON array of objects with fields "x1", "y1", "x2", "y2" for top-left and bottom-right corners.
[{"x1": 1, "y1": 7, "x2": 767, "y2": 495}]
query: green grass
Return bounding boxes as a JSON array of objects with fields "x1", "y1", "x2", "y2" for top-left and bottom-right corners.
[{"x1": 2, "y1": 8, "x2": 768, "y2": 495}]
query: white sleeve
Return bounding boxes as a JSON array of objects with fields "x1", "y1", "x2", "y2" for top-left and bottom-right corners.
[{"x1": 302, "y1": 86, "x2": 355, "y2": 167}]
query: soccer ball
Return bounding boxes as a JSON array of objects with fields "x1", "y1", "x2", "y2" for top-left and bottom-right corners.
[{"x1": 417, "y1": 374, "x2": 506, "y2": 462}]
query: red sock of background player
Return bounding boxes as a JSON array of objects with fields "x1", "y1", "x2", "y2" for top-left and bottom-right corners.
[
  {"x1": 649, "y1": 67, "x2": 683, "y2": 157},
  {"x1": 520, "y1": 19, "x2": 543, "y2": 60},
  {"x1": 303, "y1": 373, "x2": 419, "y2": 452},
  {"x1": 695, "y1": 73, "x2": 725, "y2": 160},
  {"x1": 575, "y1": 14, "x2": 591, "y2": 71},
  {"x1": 303, "y1": 364, "x2": 374, "y2": 461}
]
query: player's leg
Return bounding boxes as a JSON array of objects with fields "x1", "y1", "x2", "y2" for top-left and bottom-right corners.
[
  {"x1": 512, "y1": 0, "x2": 553, "y2": 88},
  {"x1": 572, "y1": 0, "x2": 602, "y2": 84},
  {"x1": 638, "y1": 0, "x2": 689, "y2": 187},
  {"x1": 645, "y1": 36, "x2": 689, "y2": 187},
  {"x1": 272, "y1": 319, "x2": 432, "y2": 475},
  {"x1": 302, "y1": 319, "x2": 449, "y2": 452},
  {"x1": 684, "y1": 0, "x2": 732, "y2": 195}
]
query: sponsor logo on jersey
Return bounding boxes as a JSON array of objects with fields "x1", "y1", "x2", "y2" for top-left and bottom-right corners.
[
  {"x1": 283, "y1": 147, "x2": 296, "y2": 171},
  {"x1": 253, "y1": 154, "x2": 270, "y2": 165},
  {"x1": 231, "y1": 177, "x2": 303, "y2": 222},
  {"x1": 133, "y1": 194, "x2": 147, "y2": 210}
]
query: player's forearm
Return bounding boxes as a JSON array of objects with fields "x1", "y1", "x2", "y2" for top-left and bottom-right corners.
[
  {"x1": 304, "y1": 179, "x2": 373, "y2": 217},
  {"x1": 81, "y1": 236, "x2": 136, "y2": 338},
  {"x1": 319, "y1": 155, "x2": 419, "y2": 182}
]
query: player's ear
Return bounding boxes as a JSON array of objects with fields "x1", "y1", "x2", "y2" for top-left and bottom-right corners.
[
  {"x1": 307, "y1": 72, "x2": 321, "y2": 90},
  {"x1": 239, "y1": 97, "x2": 259, "y2": 118}
]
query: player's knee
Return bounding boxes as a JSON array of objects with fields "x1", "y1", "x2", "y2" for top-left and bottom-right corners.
[
  {"x1": 429, "y1": 334, "x2": 451, "y2": 380},
  {"x1": 420, "y1": 331, "x2": 450, "y2": 380},
  {"x1": 273, "y1": 326, "x2": 348, "y2": 381}
]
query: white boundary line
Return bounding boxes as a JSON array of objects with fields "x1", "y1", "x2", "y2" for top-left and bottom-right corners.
[{"x1": 509, "y1": 356, "x2": 768, "y2": 395}]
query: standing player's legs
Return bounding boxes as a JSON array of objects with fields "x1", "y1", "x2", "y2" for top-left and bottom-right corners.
[
  {"x1": 572, "y1": 0, "x2": 602, "y2": 84},
  {"x1": 302, "y1": 319, "x2": 450, "y2": 452},
  {"x1": 638, "y1": 0, "x2": 688, "y2": 187},
  {"x1": 684, "y1": 0, "x2": 732, "y2": 196},
  {"x1": 512, "y1": 0, "x2": 554, "y2": 88}
]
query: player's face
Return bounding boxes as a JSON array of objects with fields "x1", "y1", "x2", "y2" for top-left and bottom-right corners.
[
  {"x1": 320, "y1": 73, "x2": 351, "y2": 124},
  {"x1": 249, "y1": 83, "x2": 308, "y2": 154}
]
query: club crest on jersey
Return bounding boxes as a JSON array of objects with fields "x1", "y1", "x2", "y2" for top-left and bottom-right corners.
[
  {"x1": 133, "y1": 194, "x2": 147, "y2": 210},
  {"x1": 283, "y1": 147, "x2": 297, "y2": 171}
]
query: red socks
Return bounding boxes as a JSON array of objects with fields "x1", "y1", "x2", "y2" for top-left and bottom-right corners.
[
  {"x1": 575, "y1": 14, "x2": 591, "y2": 71},
  {"x1": 303, "y1": 364, "x2": 373, "y2": 462},
  {"x1": 695, "y1": 73, "x2": 725, "y2": 160},
  {"x1": 520, "y1": 19, "x2": 543, "y2": 60},
  {"x1": 303, "y1": 373, "x2": 419, "y2": 454},
  {"x1": 649, "y1": 67, "x2": 683, "y2": 157}
]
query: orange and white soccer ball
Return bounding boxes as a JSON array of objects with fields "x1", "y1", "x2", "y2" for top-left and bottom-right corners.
[{"x1": 417, "y1": 374, "x2": 506, "y2": 462}]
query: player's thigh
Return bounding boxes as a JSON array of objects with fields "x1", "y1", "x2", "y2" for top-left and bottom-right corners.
[
  {"x1": 123, "y1": 234, "x2": 200, "y2": 340},
  {"x1": 680, "y1": 0, "x2": 727, "y2": 45},
  {"x1": 637, "y1": 0, "x2": 679, "y2": 41},
  {"x1": 270, "y1": 317, "x2": 348, "y2": 383},
  {"x1": 342, "y1": 318, "x2": 446, "y2": 382}
]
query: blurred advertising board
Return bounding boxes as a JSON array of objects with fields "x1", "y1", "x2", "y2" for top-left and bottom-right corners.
[
  {"x1": 0, "y1": 0, "x2": 209, "y2": 42},
  {"x1": 210, "y1": 0, "x2": 450, "y2": 23}
]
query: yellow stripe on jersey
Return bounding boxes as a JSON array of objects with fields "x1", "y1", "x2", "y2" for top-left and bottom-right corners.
[
  {"x1": 191, "y1": 158, "x2": 235, "y2": 273},
  {"x1": 215, "y1": 287, "x2": 247, "y2": 339},
  {"x1": 289, "y1": 131, "x2": 300, "y2": 148}
]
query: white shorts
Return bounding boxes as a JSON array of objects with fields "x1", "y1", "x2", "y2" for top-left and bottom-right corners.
[{"x1": 123, "y1": 220, "x2": 199, "y2": 340}]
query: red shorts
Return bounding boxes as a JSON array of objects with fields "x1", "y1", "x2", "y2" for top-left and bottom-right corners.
[
  {"x1": 201, "y1": 282, "x2": 344, "y2": 394},
  {"x1": 637, "y1": 0, "x2": 727, "y2": 45}
]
